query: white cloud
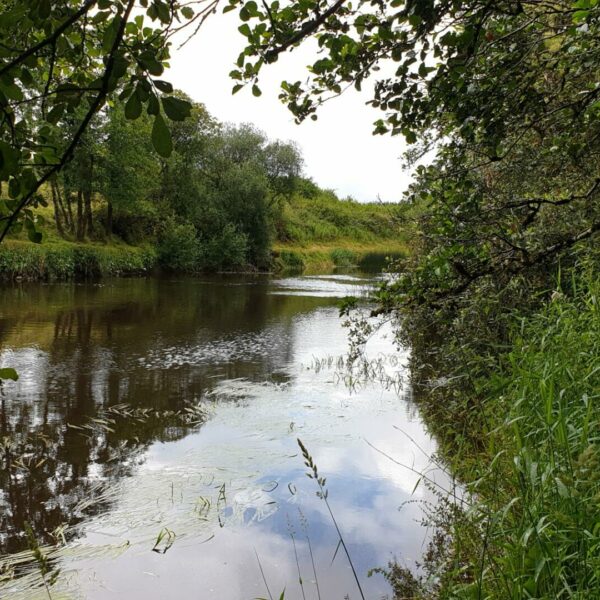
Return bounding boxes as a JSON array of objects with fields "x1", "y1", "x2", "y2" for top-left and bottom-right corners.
[{"x1": 167, "y1": 11, "x2": 412, "y2": 202}]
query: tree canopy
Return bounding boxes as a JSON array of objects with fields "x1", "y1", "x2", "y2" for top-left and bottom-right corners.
[
  {"x1": 230, "y1": 0, "x2": 600, "y2": 302},
  {"x1": 0, "y1": 0, "x2": 215, "y2": 243}
]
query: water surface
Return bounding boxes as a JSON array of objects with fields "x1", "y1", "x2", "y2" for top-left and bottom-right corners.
[{"x1": 0, "y1": 274, "x2": 442, "y2": 599}]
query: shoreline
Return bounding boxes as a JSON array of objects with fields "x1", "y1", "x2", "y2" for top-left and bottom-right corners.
[{"x1": 0, "y1": 238, "x2": 408, "y2": 282}]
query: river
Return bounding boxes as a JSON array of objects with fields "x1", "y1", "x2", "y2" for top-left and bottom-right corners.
[{"x1": 0, "y1": 273, "x2": 444, "y2": 599}]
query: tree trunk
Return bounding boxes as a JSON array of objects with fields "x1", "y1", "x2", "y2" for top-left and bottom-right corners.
[
  {"x1": 65, "y1": 191, "x2": 75, "y2": 234},
  {"x1": 76, "y1": 190, "x2": 84, "y2": 241},
  {"x1": 106, "y1": 201, "x2": 113, "y2": 237},
  {"x1": 83, "y1": 153, "x2": 94, "y2": 238},
  {"x1": 50, "y1": 180, "x2": 65, "y2": 237},
  {"x1": 84, "y1": 188, "x2": 93, "y2": 238}
]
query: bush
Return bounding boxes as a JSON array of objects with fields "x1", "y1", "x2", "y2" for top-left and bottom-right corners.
[
  {"x1": 276, "y1": 250, "x2": 305, "y2": 272},
  {"x1": 201, "y1": 223, "x2": 248, "y2": 271},
  {"x1": 330, "y1": 248, "x2": 357, "y2": 266},
  {"x1": 393, "y1": 265, "x2": 600, "y2": 599},
  {"x1": 157, "y1": 221, "x2": 200, "y2": 272}
]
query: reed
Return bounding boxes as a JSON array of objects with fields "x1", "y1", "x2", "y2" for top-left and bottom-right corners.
[{"x1": 391, "y1": 267, "x2": 600, "y2": 598}]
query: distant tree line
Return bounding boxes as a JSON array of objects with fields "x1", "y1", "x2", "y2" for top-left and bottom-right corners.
[{"x1": 48, "y1": 95, "x2": 303, "y2": 271}]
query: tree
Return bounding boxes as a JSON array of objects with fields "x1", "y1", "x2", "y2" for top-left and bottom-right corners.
[
  {"x1": 0, "y1": 0, "x2": 214, "y2": 244},
  {"x1": 229, "y1": 0, "x2": 600, "y2": 299},
  {"x1": 98, "y1": 102, "x2": 157, "y2": 237}
]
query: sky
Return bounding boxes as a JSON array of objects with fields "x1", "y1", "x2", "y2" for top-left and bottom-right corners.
[{"x1": 167, "y1": 10, "x2": 413, "y2": 203}]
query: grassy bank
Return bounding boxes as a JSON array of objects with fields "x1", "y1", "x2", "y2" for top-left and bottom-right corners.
[
  {"x1": 273, "y1": 241, "x2": 408, "y2": 273},
  {"x1": 0, "y1": 239, "x2": 157, "y2": 281},
  {"x1": 0, "y1": 185, "x2": 413, "y2": 280},
  {"x1": 273, "y1": 185, "x2": 413, "y2": 272},
  {"x1": 391, "y1": 265, "x2": 600, "y2": 599}
]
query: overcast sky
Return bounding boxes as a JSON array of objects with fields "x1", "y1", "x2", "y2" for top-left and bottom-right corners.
[{"x1": 167, "y1": 11, "x2": 412, "y2": 203}]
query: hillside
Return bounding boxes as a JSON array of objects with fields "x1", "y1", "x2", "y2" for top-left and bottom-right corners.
[{"x1": 273, "y1": 183, "x2": 412, "y2": 272}]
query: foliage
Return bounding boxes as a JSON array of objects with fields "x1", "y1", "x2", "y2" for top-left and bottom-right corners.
[
  {"x1": 157, "y1": 220, "x2": 201, "y2": 272},
  {"x1": 2, "y1": 92, "x2": 308, "y2": 274},
  {"x1": 201, "y1": 222, "x2": 249, "y2": 271},
  {"x1": 396, "y1": 267, "x2": 600, "y2": 600},
  {"x1": 230, "y1": 0, "x2": 600, "y2": 301},
  {"x1": 227, "y1": 0, "x2": 600, "y2": 596},
  {"x1": 278, "y1": 186, "x2": 405, "y2": 244},
  {"x1": 98, "y1": 99, "x2": 157, "y2": 236},
  {"x1": 329, "y1": 248, "x2": 357, "y2": 266},
  {"x1": 0, "y1": 239, "x2": 156, "y2": 281},
  {"x1": 0, "y1": 0, "x2": 220, "y2": 242}
]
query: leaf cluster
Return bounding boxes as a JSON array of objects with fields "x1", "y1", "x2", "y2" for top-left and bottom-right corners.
[{"x1": 0, "y1": 0, "x2": 209, "y2": 242}]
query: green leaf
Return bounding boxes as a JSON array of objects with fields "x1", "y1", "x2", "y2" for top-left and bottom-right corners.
[
  {"x1": 252, "y1": 84, "x2": 262, "y2": 97},
  {"x1": 139, "y1": 52, "x2": 164, "y2": 76},
  {"x1": 155, "y1": 0, "x2": 171, "y2": 23},
  {"x1": 147, "y1": 92, "x2": 160, "y2": 115},
  {"x1": 27, "y1": 228, "x2": 43, "y2": 243},
  {"x1": 47, "y1": 103, "x2": 65, "y2": 124},
  {"x1": 154, "y1": 80, "x2": 173, "y2": 93},
  {"x1": 0, "y1": 368, "x2": 18, "y2": 381},
  {"x1": 152, "y1": 113, "x2": 173, "y2": 157},
  {"x1": 0, "y1": 79, "x2": 24, "y2": 101},
  {"x1": 38, "y1": 0, "x2": 51, "y2": 19},
  {"x1": 162, "y1": 96, "x2": 191, "y2": 121},
  {"x1": 181, "y1": 6, "x2": 194, "y2": 19},
  {"x1": 238, "y1": 24, "x2": 251, "y2": 37},
  {"x1": 124, "y1": 92, "x2": 142, "y2": 119},
  {"x1": 0, "y1": 141, "x2": 20, "y2": 181},
  {"x1": 102, "y1": 16, "x2": 121, "y2": 53}
]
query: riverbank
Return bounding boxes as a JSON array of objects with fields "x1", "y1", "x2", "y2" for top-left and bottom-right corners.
[
  {"x1": 273, "y1": 240, "x2": 408, "y2": 273},
  {"x1": 0, "y1": 239, "x2": 157, "y2": 281},
  {"x1": 0, "y1": 191, "x2": 412, "y2": 281},
  {"x1": 382, "y1": 262, "x2": 600, "y2": 598},
  {"x1": 0, "y1": 237, "x2": 408, "y2": 281}
]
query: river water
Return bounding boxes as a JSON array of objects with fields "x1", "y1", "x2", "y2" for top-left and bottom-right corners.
[{"x1": 0, "y1": 273, "x2": 443, "y2": 599}]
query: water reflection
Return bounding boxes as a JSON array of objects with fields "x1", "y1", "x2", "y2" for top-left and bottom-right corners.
[{"x1": 0, "y1": 273, "x2": 443, "y2": 599}]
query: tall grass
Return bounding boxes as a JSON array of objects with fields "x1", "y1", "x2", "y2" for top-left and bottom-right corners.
[
  {"x1": 278, "y1": 192, "x2": 404, "y2": 245},
  {"x1": 475, "y1": 272, "x2": 600, "y2": 599},
  {"x1": 297, "y1": 438, "x2": 366, "y2": 600},
  {"x1": 0, "y1": 240, "x2": 157, "y2": 281},
  {"x1": 405, "y1": 269, "x2": 600, "y2": 599}
]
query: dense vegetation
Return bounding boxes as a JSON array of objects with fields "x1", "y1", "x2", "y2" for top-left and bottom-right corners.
[
  {"x1": 0, "y1": 0, "x2": 405, "y2": 280},
  {"x1": 1, "y1": 0, "x2": 599, "y2": 599},
  {"x1": 273, "y1": 180, "x2": 410, "y2": 271},
  {"x1": 0, "y1": 96, "x2": 405, "y2": 279},
  {"x1": 231, "y1": 0, "x2": 600, "y2": 597},
  {"x1": 42, "y1": 99, "x2": 302, "y2": 273}
]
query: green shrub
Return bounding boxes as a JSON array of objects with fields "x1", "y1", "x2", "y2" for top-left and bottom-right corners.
[
  {"x1": 201, "y1": 223, "x2": 248, "y2": 271},
  {"x1": 402, "y1": 267, "x2": 600, "y2": 599},
  {"x1": 157, "y1": 221, "x2": 200, "y2": 272},
  {"x1": 276, "y1": 250, "x2": 305, "y2": 272},
  {"x1": 330, "y1": 248, "x2": 357, "y2": 266}
]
